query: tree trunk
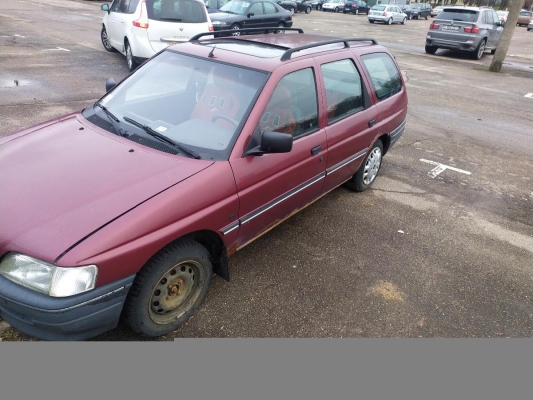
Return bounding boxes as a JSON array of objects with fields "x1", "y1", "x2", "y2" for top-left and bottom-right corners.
[{"x1": 489, "y1": 0, "x2": 523, "y2": 72}]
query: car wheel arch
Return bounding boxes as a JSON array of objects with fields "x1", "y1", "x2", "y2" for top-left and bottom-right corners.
[{"x1": 180, "y1": 230, "x2": 230, "y2": 282}]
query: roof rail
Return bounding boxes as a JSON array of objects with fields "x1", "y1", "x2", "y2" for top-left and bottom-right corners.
[
  {"x1": 280, "y1": 38, "x2": 377, "y2": 61},
  {"x1": 189, "y1": 28, "x2": 304, "y2": 42}
]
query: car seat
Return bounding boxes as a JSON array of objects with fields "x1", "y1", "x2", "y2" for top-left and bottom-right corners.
[{"x1": 259, "y1": 85, "x2": 296, "y2": 135}]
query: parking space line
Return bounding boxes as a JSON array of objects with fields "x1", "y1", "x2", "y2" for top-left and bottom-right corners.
[{"x1": 420, "y1": 159, "x2": 472, "y2": 179}]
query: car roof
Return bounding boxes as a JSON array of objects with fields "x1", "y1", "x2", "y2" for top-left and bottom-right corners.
[{"x1": 168, "y1": 32, "x2": 385, "y2": 72}]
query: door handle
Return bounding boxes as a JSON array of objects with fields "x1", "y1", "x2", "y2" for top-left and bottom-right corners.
[
  {"x1": 311, "y1": 146, "x2": 322, "y2": 156},
  {"x1": 368, "y1": 119, "x2": 376, "y2": 127}
]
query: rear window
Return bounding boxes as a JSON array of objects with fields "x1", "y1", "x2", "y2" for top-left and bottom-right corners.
[
  {"x1": 361, "y1": 53, "x2": 402, "y2": 102},
  {"x1": 372, "y1": 5, "x2": 385, "y2": 11},
  {"x1": 437, "y1": 9, "x2": 478, "y2": 22},
  {"x1": 147, "y1": 0, "x2": 208, "y2": 23},
  {"x1": 519, "y1": 11, "x2": 532, "y2": 16}
]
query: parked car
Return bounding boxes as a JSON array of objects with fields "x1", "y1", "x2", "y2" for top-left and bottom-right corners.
[
  {"x1": 294, "y1": 0, "x2": 314, "y2": 13},
  {"x1": 496, "y1": 10, "x2": 508, "y2": 23},
  {"x1": 431, "y1": 5, "x2": 444, "y2": 18},
  {"x1": 308, "y1": 0, "x2": 325, "y2": 10},
  {"x1": 100, "y1": 0, "x2": 214, "y2": 72},
  {"x1": 277, "y1": 0, "x2": 313, "y2": 13},
  {"x1": 321, "y1": 0, "x2": 346, "y2": 12},
  {"x1": 528, "y1": 19, "x2": 533, "y2": 31},
  {"x1": 343, "y1": 0, "x2": 370, "y2": 15},
  {"x1": 368, "y1": 4, "x2": 407, "y2": 25},
  {"x1": 0, "y1": 28, "x2": 407, "y2": 341},
  {"x1": 210, "y1": 0, "x2": 293, "y2": 36},
  {"x1": 204, "y1": 0, "x2": 230, "y2": 13},
  {"x1": 425, "y1": 6, "x2": 504, "y2": 60},
  {"x1": 402, "y1": 2, "x2": 431, "y2": 20},
  {"x1": 517, "y1": 10, "x2": 533, "y2": 27},
  {"x1": 276, "y1": 0, "x2": 298, "y2": 14}
]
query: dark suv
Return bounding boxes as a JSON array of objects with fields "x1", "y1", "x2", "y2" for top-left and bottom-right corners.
[
  {"x1": 0, "y1": 28, "x2": 407, "y2": 340},
  {"x1": 402, "y1": 2, "x2": 431, "y2": 20},
  {"x1": 344, "y1": 0, "x2": 370, "y2": 15},
  {"x1": 425, "y1": 6, "x2": 504, "y2": 59}
]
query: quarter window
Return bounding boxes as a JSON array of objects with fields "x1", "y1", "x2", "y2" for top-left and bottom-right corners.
[
  {"x1": 320, "y1": 59, "x2": 364, "y2": 124},
  {"x1": 361, "y1": 53, "x2": 402, "y2": 101}
]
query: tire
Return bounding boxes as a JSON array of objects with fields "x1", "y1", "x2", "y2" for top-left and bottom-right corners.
[
  {"x1": 334, "y1": 7, "x2": 339, "y2": 12},
  {"x1": 123, "y1": 239, "x2": 213, "y2": 338},
  {"x1": 491, "y1": 49, "x2": 496, "y2": 54},
  {"x1": 528, "y1": 27, "x2": 531, "y2": 31},
  {"x1": 289, "y1": 7, "x2": 295, "y2": 15},
  {"x1": 101, "y1": 26, "x2": 116, "y2": 52},
  {"x1": 230, "y1": 23, "x2": 241, "y2": 36},
  {"x1": 276, "y1": 22, "x2": 285, "y2": 34},
  {"x1": 425, "y1": 45, "x2": 438, "y2": 54},
  {"x1": 306, "y1": 6, "x2": 311, "y2": 13},
  {"x1": 425, "y1": 14, "x2": 428, "y2": 20},
  {"x1": 369, "y1": 19, "x2": 374, "y2": 23},
  {"x1": 402, "y1": 17, "x2": 406, "y2": 25},
  {"x1": 316, "y1": 5, "x2": 321, "y2": 10},
  {"x1": 343, "y1": 10, "x2": 346, "y2": 14},
  {"x1": 387, "y1": 17, "x2": 392, "y2": 25},
  {"x1": 125, "y1": 40, "x2": 138, "y2": 72},
  {"x1": 408, "y1": 14, "x2": 411, "y2": 20},
  {"x1": 355, "y1": 9, "x2": 359, "y2": 15},
  {"x1": 345, "y1": 139, "x2": 383, "y2": 192},
  {"x1": 473, "y1": 38, "x2": 486, "y2": 60}
]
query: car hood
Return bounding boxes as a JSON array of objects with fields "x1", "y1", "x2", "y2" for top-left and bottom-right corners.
[{"x1": 0, "y1": 114, "x2": 213, "y2": 263}]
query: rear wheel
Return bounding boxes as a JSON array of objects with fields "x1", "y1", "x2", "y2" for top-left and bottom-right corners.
[
  {"x1": 425, "y1": 14, "x2": 428, "y2": 20},
  {"x1": 306, "y1": 6, "x2": 311, "y2": 13},
  {"x1": 387, "y1": 17, "x2": 392, "y2": 25},
  {"x1": 491, "y1": 49, "x2": 496, "y2": 55},
  {"x1": 408, "y1": 14, "x2": 412, "y2": 20},
  {"x1": 276, "y1": 22, "x2": 285, "y2": 34},
  {"x1": 355, "y1": 9, "x2": 359, "y2": 15},
  {"x1": 125, "y1": 40, "x2": 138, "y2": 72},
  {"x1": 345, "y1": 140, "x2": 383, "y2": 192},
  {"x1": 473, "y1": 38, "x2": 486, "y2": 60},
  {"x1": 289, "y1": 7, "x2": 295, "y2": 15},
  {"x1": 425, "y1": 45, "x2": 438, "y2": 54}
]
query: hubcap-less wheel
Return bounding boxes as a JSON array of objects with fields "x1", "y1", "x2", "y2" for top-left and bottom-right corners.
[
  {"x1": 148, "y1": 260, "x2": 205, "y2": 325},
  {"x1": 363, "y1": 147, "x2": 382, "y2": 185}
]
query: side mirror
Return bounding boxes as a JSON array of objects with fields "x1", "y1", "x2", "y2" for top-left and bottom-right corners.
[
  {"x1": 247, "y1": 13, "x2": 255, "y2": 17},
  {"x1": 106, "y1": 78, "x2": 116, "y2": 92},
  {"x1": 101, "y1": 4, "x2": 110, "y2": 12},
  {"x1": 243, "y1": 131, "x2": 293, "y2": 156}
]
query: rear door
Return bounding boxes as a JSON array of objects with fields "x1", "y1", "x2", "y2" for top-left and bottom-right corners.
[
  {"x1": 244, "y1": 1, "x2": 266, "y2": 29},
  {"x1": 315, "y1": 53, "x2": 379, "y2": 194},
  {"x1": 145, "y1": 0, "x2": 210, "y2": 53},
  {"x1": 263, "y1": 1, "x2": 281, "y2": 27}
]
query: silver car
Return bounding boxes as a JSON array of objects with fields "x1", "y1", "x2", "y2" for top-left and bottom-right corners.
[
  {"x1": 368, "y1": 5, "x2": 407, "y2": 25},
  {"x1": 425, "y1": 6, "x2": 504, "y2": 60}
]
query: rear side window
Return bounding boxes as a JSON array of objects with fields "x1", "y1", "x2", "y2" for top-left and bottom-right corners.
[
  {"x1": 437, "y1": 9, "x2": 478, "y2": 22},
  {"x1": 361, "y1": 53, "x2": 402, "y2": 102},
  {"x1": 147, "y1": 0, "x2": 208, "y2": 23},
  {"x1": 320, "y1": 59, "x2": 364, "y2": 124},
  {"x1": 519, "y1": 11, "x2": 532, "y2": 17}
]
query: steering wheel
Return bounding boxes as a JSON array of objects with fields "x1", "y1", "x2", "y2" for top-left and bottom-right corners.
[{"x1": 211, "y1": 115, "x2": 239, "y2": 127}]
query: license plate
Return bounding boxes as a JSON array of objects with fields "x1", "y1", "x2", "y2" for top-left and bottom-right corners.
[{"x1": 442, "y1": 25, "x2": 460, "y2": 31}]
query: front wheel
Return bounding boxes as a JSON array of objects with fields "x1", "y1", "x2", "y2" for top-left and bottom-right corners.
[
  {"x1": 369, "y1": 19, "x2": 374, "y2": 23},
  {"x1": 125, "y1": 41, "x2": 138, "y2": 72},
  {"x1": 401, "y1": 17, "x2": 406, "y2": 25},
  {"x1": 123, "y1": 239, "x2": 213, "y2": 338},
  {"x1": 334, "y1": 7, "x2": 339, "y2": 12},
  {"x1": 306, "y1": 6, "x2": 311, "y2": 13},
  {"x1": 491, "y1": 48, "x2": 496, "y2": 55},
  {"x1": 425, "y1": 45, "x2": 438, "y2": 54},
  {"x1": 345, "y1": 140, "x2": 383, "y2": 192},
  {"x1": 425, "y1": 15, "x2": 428, "y2": 20},
  {"x1": 473, "y1": 39, "x2": 486, "y2": 60},
  {"x1": 408, "y1": 14, "x2": 411, "y2": 20},
  {"x1": 355, "y1": 9, "x2": 359, "y2": 15},
  {"x1": 230, "y1": 23, "x2": 241, "y2": 36},
  {"x1": 101, "y1": 26, "x2": 116, "y2": 52}
]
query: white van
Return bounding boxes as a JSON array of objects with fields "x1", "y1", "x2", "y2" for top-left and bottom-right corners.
[{"x1": 101, "y1": 0, "x2": 214, "y2": 71}]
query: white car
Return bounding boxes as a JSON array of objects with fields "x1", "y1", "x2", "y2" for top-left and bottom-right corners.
[
  {"x1": 100, "y1": 0, "x2": 213, "y2": 71},
  {"x1": 431, "y1": 5, "x2": 444, "y2": 18},
  {"x1": 368, "y1": 4, "x2": 407, "y2": 25},
  {"x1": 496, "y1": 10, "x2": 509, "y2": 23},
  {"x1": 322, "y1": 0, "x2": 346, "y2": 12}
]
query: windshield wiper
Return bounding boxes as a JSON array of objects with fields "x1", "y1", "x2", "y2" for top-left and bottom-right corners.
[
  {"x1": 94, "y1": 102, "x2": 129, "y2": 137},
  {"x1": 123, "y1": 116, "x2": 201, "y2": 159}
]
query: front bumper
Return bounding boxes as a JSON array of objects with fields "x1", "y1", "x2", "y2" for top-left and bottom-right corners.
[{"x1": 0, "y1": 274, "x2": 135, "y2": 341}]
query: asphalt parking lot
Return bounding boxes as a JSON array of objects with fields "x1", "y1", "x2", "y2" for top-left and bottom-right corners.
[{"x1": 0, "y1": 0, "x2": 532, "y2": 340}]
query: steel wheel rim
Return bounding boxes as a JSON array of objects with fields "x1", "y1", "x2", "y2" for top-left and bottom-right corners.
[
  {"x1": 148, "y1": 260, "x2": 205, "y2": 325},
  {"x1": 231, "y1": 25, "x2": 241, "y2": 36},
  {"x1": 276, "y1": 23, "x2": 285, "y2": 33},
  {"x1": 102, "y1": 29, "x2": 111, "y2": 50},
  {"x1": 363, "y1": 147, "x2": 382, "y2": 185}
]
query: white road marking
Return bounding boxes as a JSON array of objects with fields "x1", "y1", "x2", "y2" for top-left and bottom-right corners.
[
  {"x1": 525, "y1": 93, "x2": 533, "y2": 99},
  {"x1": 42, "y1": 47, "x2": 70, "y2": 52},
  {"x1": 420, "y1": 159, "x2": 472, "y2": 179}
]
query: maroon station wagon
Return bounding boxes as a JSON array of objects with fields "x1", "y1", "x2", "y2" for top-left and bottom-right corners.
[{"x1": 0, "y1": 28, "x2": 407, "y2": 340}]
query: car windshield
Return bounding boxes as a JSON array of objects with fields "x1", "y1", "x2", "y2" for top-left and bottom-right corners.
[
  {"x1": 86, "y1": 51, "x2": 268, "y2": 160},
  {"x1": 220, "y1": 0, "x2": 251, "y2": 14},
  {"x1": 437, "y1": 9, "x2": 478, "y2": 22},
  {"x1": 411, "y1": 4, "x2": 422, "y2": 9}
]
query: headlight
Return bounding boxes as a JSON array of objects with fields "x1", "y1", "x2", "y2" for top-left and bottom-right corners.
[
  {"x1": 211, "y1": 21, "x2": 226, "y2": 25},
  {"x1": 0, "y1": 253, "x2": 97, "y2": 297}
]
